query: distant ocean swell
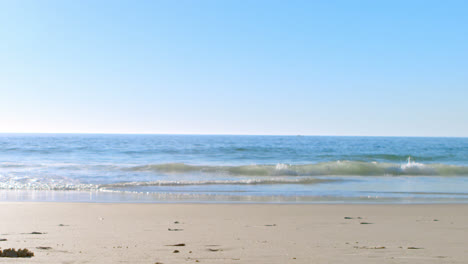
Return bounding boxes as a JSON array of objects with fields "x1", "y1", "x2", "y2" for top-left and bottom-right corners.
[
  {"x1": 127, "y1": 161, "x2": 468, "y2": 177},
  {"x1": 0, "y1": 150, "x2": 459, "y2": 164}
]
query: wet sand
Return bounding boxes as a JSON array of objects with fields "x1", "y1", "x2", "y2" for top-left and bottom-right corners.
[{"x1": 0, "y1": 203, "x2": 467, "y2": 263}]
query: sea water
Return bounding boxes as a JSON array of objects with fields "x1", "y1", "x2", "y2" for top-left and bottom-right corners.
[{"x1": 1, "y1": 134, "x2": 467, "y2": 203}]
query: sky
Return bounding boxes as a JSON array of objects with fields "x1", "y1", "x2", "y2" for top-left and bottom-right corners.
[{"x1": 0, "y1": 0, "x2": 467, "y2": 137}]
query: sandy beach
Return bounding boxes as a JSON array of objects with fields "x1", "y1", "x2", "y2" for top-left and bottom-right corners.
[{"x1": 0, "y1": 203, "x2": 466, "y2": 263}]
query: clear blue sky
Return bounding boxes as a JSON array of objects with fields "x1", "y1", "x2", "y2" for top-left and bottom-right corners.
[{"x1": 1, "y1": 0, "x2": 467, "y2": 136}]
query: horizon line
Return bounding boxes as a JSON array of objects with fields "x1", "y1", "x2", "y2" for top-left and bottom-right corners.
[{"x1": 0, "y1": 132, "x2": 466, "y2": 139}]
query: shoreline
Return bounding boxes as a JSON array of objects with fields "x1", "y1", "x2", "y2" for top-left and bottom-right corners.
[
  {"x1": 2, "y1": 189, "x2": 468, "y2": 204},
  {"x1": 1, "y1": 203, "x2": 467, "y2": 263}
]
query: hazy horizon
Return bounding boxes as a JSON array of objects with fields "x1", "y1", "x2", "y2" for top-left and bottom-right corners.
[{"x1": 1, "y1": 132, "x2": 467, "y2": 139}]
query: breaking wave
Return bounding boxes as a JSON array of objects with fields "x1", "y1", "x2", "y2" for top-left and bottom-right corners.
[
  {"x1": 126, "y1": 161, "x2": 468, "y2": 176},
  {"x1": 2, "y1": 159, "x2": 468, "y2": 191}
]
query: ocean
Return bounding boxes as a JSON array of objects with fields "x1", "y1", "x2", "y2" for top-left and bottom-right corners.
[{"x1": 1, "y1": 134, "x2": 468, "y2": 203}]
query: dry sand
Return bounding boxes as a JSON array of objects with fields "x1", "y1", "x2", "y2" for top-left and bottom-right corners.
[{"x1": 0, "y1": 203, "x2": 467, "y2": 263}]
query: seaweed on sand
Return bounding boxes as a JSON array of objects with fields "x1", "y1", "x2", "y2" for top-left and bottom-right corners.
[{"x1": 0, "y1": 248, "x2": 34, "y2": 258}]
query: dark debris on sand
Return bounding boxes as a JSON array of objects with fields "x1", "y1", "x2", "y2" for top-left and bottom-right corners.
[
  {"x1": 166, "y1": 243, "x2": 185, "y2": 247},
  {"x1": 408, "y1": 247, "x2": 423, "y2": 249},
  {"x1": 0, "y1": 248, "x2": 34, "y2": 258},
  {"x1": 36, "y1": 246, "x2": 52, "y2": 250}
]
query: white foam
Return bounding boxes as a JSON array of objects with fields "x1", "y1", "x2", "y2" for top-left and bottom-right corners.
[
  {"x1": 400, "y1": 156, "x2": 426, "y2": 169},
  {"x1": 275, "y1": 163, "x2": 290, "y2": 170}
]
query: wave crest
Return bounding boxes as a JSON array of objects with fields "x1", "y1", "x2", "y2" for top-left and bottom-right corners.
[{"x1": 126, "y1": 161, "x2": 468, "y2": 176}]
